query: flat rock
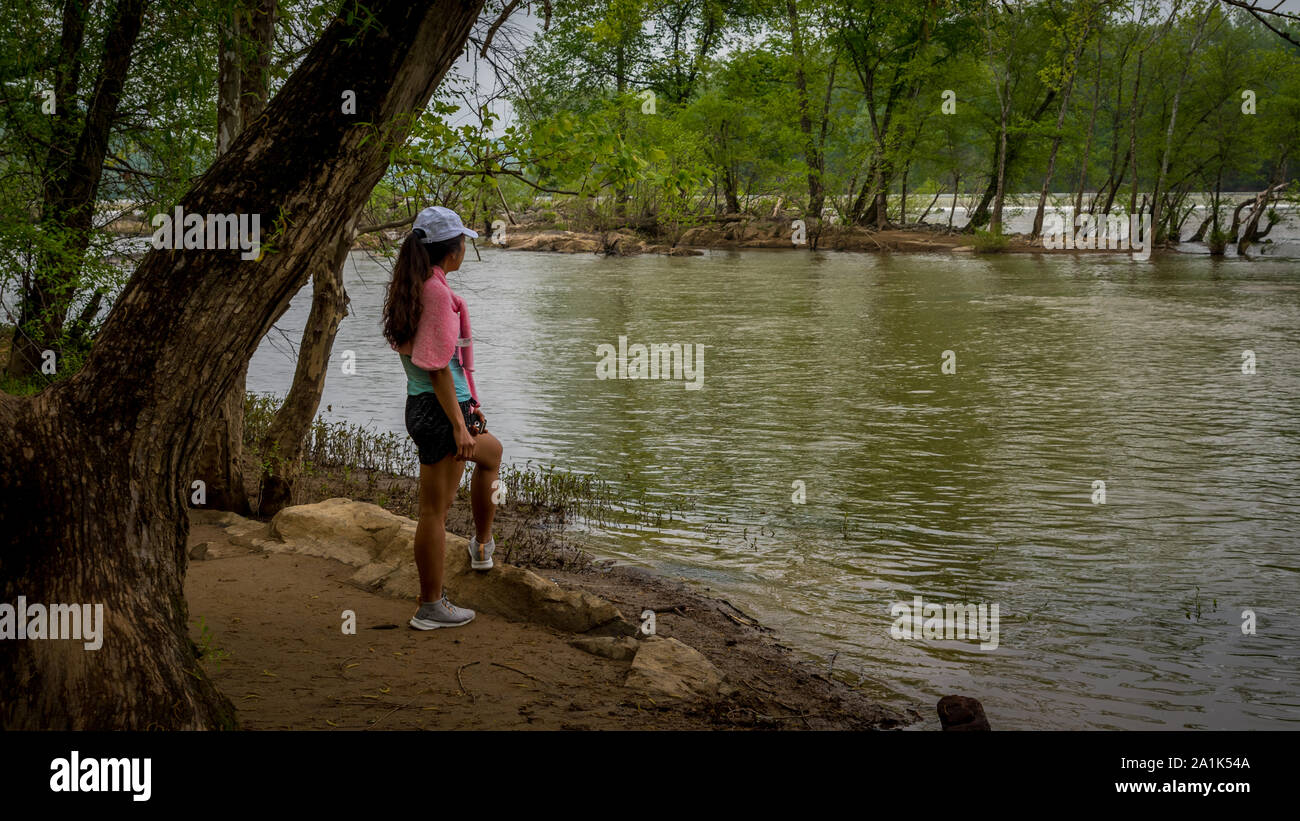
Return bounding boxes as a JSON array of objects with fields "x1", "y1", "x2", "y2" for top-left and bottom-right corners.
[
  {"x1": 265, "y1": 498, "x2": 623, "y2": 633},
  {"x1": 625, "y1": 637, "x2": 722, "y2": 701},
  {"x1": 270, "y1": 496, "x2": 413, "y2": 567},
  {"x1": 569, "y1": 635, "x2": 639, "y2": 661}
]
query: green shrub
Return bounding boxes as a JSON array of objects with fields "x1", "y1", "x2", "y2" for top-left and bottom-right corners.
[{"x1": 973, "y1": 228, "x2": 1008, "y2": 253}]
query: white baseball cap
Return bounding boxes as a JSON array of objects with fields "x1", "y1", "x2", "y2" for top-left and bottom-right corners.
[{"x1": 412, "y1": 206, "x2": 479, "y2": 243}]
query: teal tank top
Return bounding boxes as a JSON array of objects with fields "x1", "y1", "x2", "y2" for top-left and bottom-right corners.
[{"x1": 401, "y1": 353, "x2": 470, "y2": 401}]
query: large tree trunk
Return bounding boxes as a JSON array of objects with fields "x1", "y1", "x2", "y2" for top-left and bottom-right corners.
[{"x1": 0, "y1": 0, "x2": 485, "y2": 730}]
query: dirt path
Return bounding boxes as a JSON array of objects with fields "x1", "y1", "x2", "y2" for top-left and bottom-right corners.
[{"x1": 185, "y1": 522, "x2": 916, "y2": 730}]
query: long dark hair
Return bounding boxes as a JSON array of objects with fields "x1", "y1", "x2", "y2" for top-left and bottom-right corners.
[{"x1": 383, "y1": 231, "x2": 464, "y2": 347}]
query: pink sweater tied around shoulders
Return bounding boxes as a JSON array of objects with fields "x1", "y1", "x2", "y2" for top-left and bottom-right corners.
[{"x1": 399, "y1": 265, "x2": 479, "y2": 406}]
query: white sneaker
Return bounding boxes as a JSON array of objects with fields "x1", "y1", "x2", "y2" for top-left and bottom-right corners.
[
  {"x1": 468, "y1": 536, "x2": 495, "y2": 571},
  {"x1": 409, "y1": 595, "x2": 475, "y2": 629}
]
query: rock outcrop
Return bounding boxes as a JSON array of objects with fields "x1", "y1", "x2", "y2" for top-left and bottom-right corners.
[
  {"x1": 192, "y1": 498, "x2": 628, "y2": 634},
  {"x1": 502, "y1": 230, "x2": 601, "y2": 254}
]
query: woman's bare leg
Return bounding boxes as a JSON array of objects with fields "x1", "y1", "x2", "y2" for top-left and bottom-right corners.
[
  {"x1": 468, "y1": 431, "x2": 503, "y2": 543},
  {"x1": 413, "y1": 454, "x2": 464, "y2": 602}
]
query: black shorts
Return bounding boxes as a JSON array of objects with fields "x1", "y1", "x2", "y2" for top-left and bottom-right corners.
[{"x1": 405, "y1": 393, "x2": 476, "y2": 465}]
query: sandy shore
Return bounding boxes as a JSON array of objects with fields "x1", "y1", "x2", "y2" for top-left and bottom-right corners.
[{"x1": 185, "y1": 512, "x2": 917, "y2": 731}]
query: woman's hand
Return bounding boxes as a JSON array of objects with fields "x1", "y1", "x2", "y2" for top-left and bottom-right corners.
[
  {"x1": 430, "y1": 366, "x2": 476, "y2": 461},
  {"x1": 472, "y1": 407, "x2": 487, "y2": 433},
  {"x1": 454, "y1": 422, "x2": 476, "y2": 461}
]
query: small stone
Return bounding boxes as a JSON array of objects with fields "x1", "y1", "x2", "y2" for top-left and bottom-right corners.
[{"x1": 937, "y1": 695, "x2": 990, "y2": 731}]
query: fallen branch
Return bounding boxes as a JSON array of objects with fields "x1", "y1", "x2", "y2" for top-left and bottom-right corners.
[
  {"x1": 367, "y1": 687, "x2": 434, "y2": 729},
  {"x1": 490, "y1": 661, "x2": 546, "y2": 685},
  {"x1": 718, "y1": 598, "x2": 761, "y2": 624},
  {"x1": 651, "y1": 604, "x2": 691, "y2": 615},
  {"x1": 456, "y1": 661, "x2": 480, "y2": 701},
  {"x1": 720, "y1": 610, "x2": 753, "y2": 627},
  {"x1": 726, "y1": 705, "x2": 812, "y2": 723}
]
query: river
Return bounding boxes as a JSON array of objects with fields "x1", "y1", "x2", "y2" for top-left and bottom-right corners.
[{"x1": 248, "y1": 242, "x2": 1300, "y2": 730}]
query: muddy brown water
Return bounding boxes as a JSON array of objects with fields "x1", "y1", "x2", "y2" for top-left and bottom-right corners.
[{"x1": 249, "y1": 245, "x2": 1300, "y2": 729}]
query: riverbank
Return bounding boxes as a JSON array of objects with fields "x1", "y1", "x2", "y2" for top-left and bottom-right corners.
[
  {"x1": 203, "y1": 421, "x2": 918, "y2": 730},
  {"x1": 473, "y1": 219, "x2": 1076, "y2": 256},
  {"x1": 462, "y1": 208, "x2": 1200, "y2": 256},
  {"x1": 186, "y1": 498, "x2": 917, "y2": 730},
  {"x1": 100, "y1": 212, "x2": 1169, "y2": 259}
]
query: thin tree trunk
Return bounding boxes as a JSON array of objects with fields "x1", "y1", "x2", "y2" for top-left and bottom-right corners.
[
  {"x1": 196, "y1": 0, "x2": 279, "y2": 515},
  {"x1": 257, "y1": 234, "x2": 352, "y2": 516},
  {"x1": 1127, "y1": 51, "x2": 1144, "y2": 217},
  {"x1": 899, "y1": 163, "x2": 909, "y2": 225},
  {"x1": 1074, "y1": 35, "x2": 1103, "y2": 218},
  {"x1": 966, "y1": 88, "x2": 1059, "y2": 231},
  {"x1": 1033, "y1": 17, "x2": 1093, "y2": 239},
  {"x1": 5, "y1": 0, "x2": 147, "y2": 381},
  {"x1": 1152, "y1": 8, "x2": 1213, "y2": 245},
  {"x1": 216, "y1": 5, "x2": 242, "y2": 154},
  {"x1": 991, "y1": 94, "x2": 1009, "y2": 235},
  {"x1": 948, "y1": 172, "x2": 960, "y2": 231},
  {"x1": 915, "y1": 186, "x2": 944, "y2": 226},
  {"x1": 786, "y1": 0, "x2": 823, "y2": 217}
]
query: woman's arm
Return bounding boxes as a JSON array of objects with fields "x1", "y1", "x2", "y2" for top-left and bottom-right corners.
[{"x1": 430, "y1": 366, "x2": 475, "y2": 460}]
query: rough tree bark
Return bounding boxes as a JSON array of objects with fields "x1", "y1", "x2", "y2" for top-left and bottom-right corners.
[
  {"x1": 0, "y1": 0, "x2": 485, "y2": 730},
  {"x1": 195, "y1": 0, "x2": 279, "y2": 515}
]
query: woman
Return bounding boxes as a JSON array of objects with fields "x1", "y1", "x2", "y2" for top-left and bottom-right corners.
[{"x1": 383, "y1": 206, "x2": 504, "y2": 630}]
